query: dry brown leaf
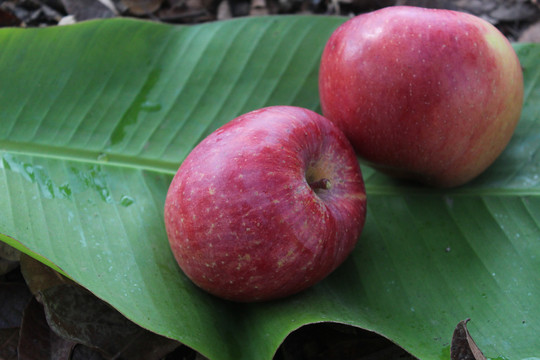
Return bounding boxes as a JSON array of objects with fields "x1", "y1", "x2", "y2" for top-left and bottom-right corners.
[
  {"x1": 249, "y1": 0, "x2": 268, "y2": 16},
  {"x1": 18, "y1": 297, "x2": 76, "y2": 360},
  {"x1": 0, "y1": 243, "x2": 20, "y2": 276},
  {"x1": 450, "y1": 319, "x2": 487, "y2": 360},
  {"x1": 61, "y1": 0, "x2": 116, "y2": 20},
  {"x1": 0, "y1": 242, "x2": 20, "y2": 261},
  {"x1": 121, "y1": 0, "x2": 163, "y2": 15},
  {"x1": 0, "y1": 6, "x2": 22, "y2": 27},
  {"x1": 217, "y1": 0, "x2": 232, "y2": 19},
  {"x1": 519, "y1": 20, "x2": 540, "y2": 43},
  {"x1": 40, "y1": 283, "x2": 180, "y2": 360},
  {"x1": 0, "y1": 283, "x2": 32, "y2": 329},
  {"x1": 0, "y1": 328, "x2": 19, "y2": 360},
  {"x1": 20, "y1": 254, "x2": 73, "y2": 297}
]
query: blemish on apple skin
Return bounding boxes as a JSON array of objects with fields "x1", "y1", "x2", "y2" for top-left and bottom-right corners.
[
  {"x1": 237, "y1": 254, "x2": 251, "y2": 264},
  {"x1": 205, "y1": 223, "x2": 216, "y2": 235},
  {"x1": 278, "y1": 249, "x2": 298, "y2": 268}
]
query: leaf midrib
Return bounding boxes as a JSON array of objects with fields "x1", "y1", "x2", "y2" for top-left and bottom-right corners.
[
  {"x1": 3, "y1": 139, "x2": 539, "y2": 198},
  {"x1": 365, "y1": 184, "x2": 540, "y2": 197},
  {"x1": 0, "y1": 139, "x2": 178, "y2": 175}
]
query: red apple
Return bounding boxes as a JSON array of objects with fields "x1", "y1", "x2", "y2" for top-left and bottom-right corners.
[
  {"x1": 164, "y1": 106, "x2": 366, "y2": 302},
  {"x1": 319, "y1": 6, "x2": 524, "y2": 187}
]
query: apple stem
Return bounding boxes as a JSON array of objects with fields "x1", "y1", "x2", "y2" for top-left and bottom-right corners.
[{"x1": 309, "y1": 178, "x2": 332, "y2": 191}]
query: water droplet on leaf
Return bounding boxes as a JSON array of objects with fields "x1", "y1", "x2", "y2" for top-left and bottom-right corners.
[{"x1": 120, "y1": 195, "x2": 135, "y2": 207}]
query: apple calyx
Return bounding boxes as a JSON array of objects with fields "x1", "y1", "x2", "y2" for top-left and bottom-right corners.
[
  {"x1": 306, "y1": 161, "x2": 333, "y2": 194},
  {"x1": 308, "y1": 178, "x2": 332, "y2": 191}
]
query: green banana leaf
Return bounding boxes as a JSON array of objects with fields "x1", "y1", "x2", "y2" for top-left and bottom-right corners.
[{"x1": 0, "y1": 16, "x2": 539, "y2": 360}]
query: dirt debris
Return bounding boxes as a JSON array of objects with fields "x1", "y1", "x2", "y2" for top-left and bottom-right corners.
[{"x1": 0, "y1": 0, "x2": 538, "y2": 40}]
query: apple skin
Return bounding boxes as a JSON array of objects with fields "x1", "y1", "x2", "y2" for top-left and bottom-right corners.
[
  {"x1": 164, "y1": 106, "x2": 366, "y2": 302},
  {"x1": 319, "y1": 6, "x2": 524, "y2": 187}
]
